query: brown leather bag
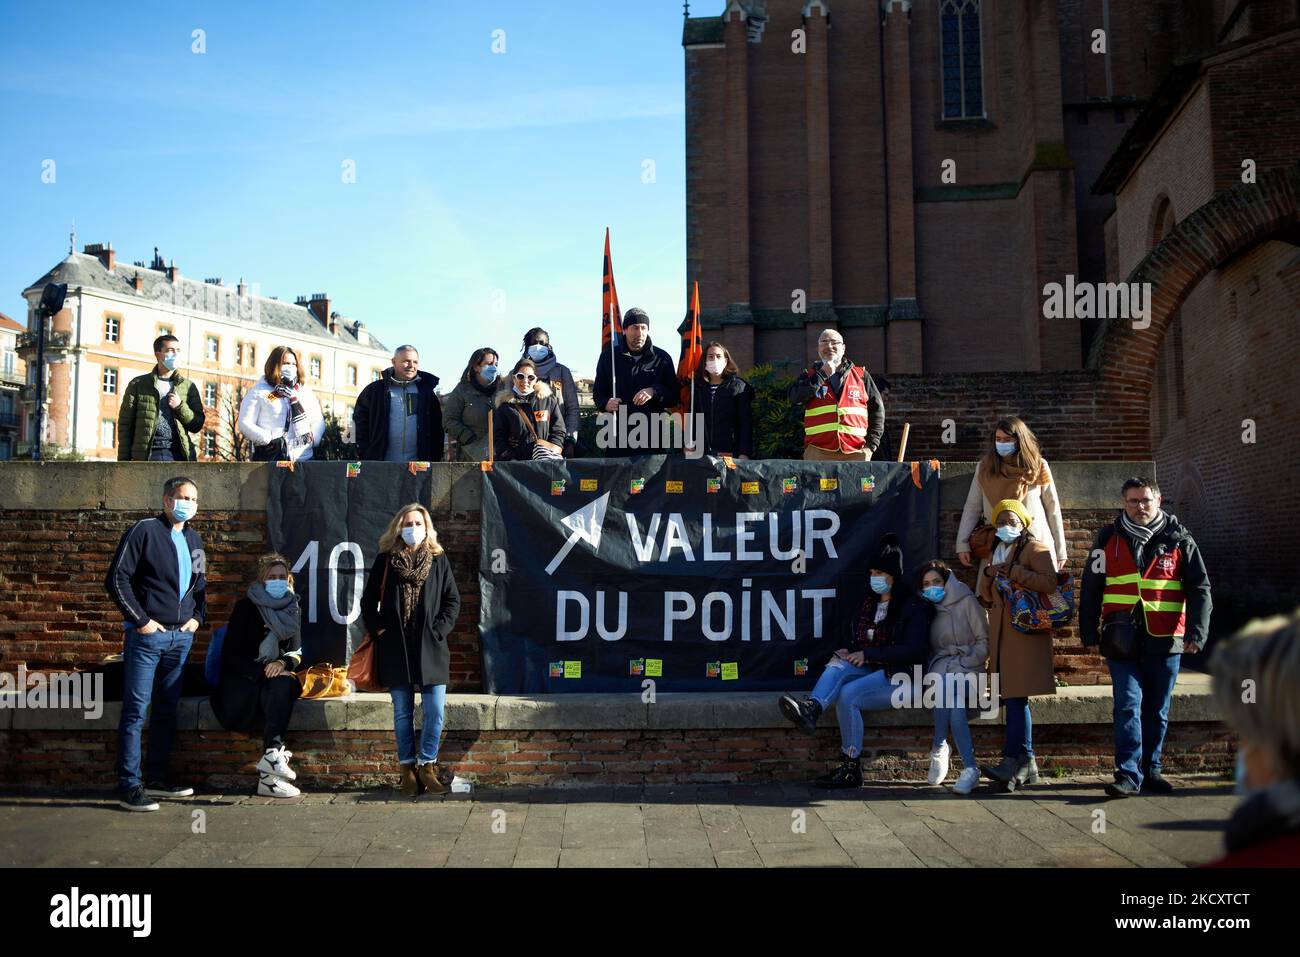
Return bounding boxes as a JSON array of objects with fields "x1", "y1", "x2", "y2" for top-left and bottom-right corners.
[
  {"x1": 969, "y1": 518, "x2": 997, "y2": 559},
  {"x1": 294, "y1": 663, "x2": 351, "y2": 699},
  {"x1": 347, "y1": 560, "x2": 388, "y2": 692}
]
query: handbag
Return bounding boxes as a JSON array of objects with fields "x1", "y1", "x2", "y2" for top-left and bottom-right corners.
[
  {"x1": 969, "y1": 518, "x2": 997, "y2": 559},
  {"x1": 512, "y1": 405, "x2": 564, "y2": 460},
  {"x1": 294, "y1": 663, "x2": 351, "y2": 699},
  {"x1": 1099, "y1": 612, "x2": 1141, "y2": 661},
  {"x1": 347, "y1": 560, "x2": 389, "y2": 692},
  {"x1": 994, "y1": 540, "x2": 1076, "y2": 634}
]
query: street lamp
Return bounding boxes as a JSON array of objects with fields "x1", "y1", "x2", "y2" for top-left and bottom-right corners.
[{"x1": 32, "y1": 282, "x2": 67, "y2": 461}]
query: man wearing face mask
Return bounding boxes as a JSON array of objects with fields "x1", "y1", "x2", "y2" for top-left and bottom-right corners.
[
  {"x1": 443, "y1": 347, "x2": 501, "y2": 461},
  {"x1": 788, "y1": 328, "x2": 885, "y2": 461},
  {"x1": 519, "y1": 328, "x2": 580, "y2": 458},
  {"x1": 1079, "y1": 477, "x2": 1212, "y2": 798},
  {"x1": 105, "y1": 476, "x2": 207, "y2": 811},
  {"x1": 354, "y1": 345, "x2": 445, "y2": 462},
  {"x1": 593, "y1": 307, "x2": 680, "y2": 457},
  {"x1": 116, "y1": 334, "x2": 206, "y2": 461}
]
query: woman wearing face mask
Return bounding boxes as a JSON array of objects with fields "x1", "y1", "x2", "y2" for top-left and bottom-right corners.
[
  {"x1": 493, "y1": 358, "x2": 568, "y2": 461},
  {"x1": 955, "y1": 417, "x2": 1067, "y2": 572},
  {"x1": 237, "y1": 346, "x2": 326, "y2": 462},
  {"x1": 518, "y1": 328, "x2": 579, "y2": 458},
  {"x1": 976, "y1": 499, "x2": 1060, "y2": 792},
  {"x1": 361, "y1": 504, "x2": 461, "y2": 798},
  {"x1": 1206, "y1": 611, "x2": 1300, "y2": 867},
  {"x1": 443, "y1": 347, "x2": 500, "y2": 461},
  {"x1": 692, "y1": 342, "x2": 754, "y2": 459},
  {"x1": 919, "y1": 560, "x2": 988, "y2": 795},
  {"x1": 780, "y1": 535, "x2": 933, "y2": 788},
  {"x1": 210, "y1": 553, "x2": 304, "y2": 798}
]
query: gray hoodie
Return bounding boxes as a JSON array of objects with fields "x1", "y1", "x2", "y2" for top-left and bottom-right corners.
[{"x1": 925, "y1": 576, "x2": 989, "y2": 677}]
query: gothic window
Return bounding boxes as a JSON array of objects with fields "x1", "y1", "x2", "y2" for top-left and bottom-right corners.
[{"x1": 941, "y1": 0, "x2": 984, "y2": 119}]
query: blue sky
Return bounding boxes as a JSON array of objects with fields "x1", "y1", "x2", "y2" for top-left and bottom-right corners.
[{"x1": 0, "y1": 1, "x2": 693, "y2": 381}]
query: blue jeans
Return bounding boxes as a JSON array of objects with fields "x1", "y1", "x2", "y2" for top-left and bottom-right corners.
[
  {"x1": 390, "y1": 684, "x2": 446, "y2": 765},
  {"x1": 1108, "y1": 653, "x2": 1181, "y2": 788},
  {"x1": 836, "y1": 669, "x2": 908, "y2": 758},
  {"x1": 933, "y1": 706, "x2": 976, "y2": 768},
  {"x1": 808, "y1": 659, "x2": 872, "y2": 710},
  {"x1": 1002, "y1": 697, "x2": 1032, "y2": 760},
  {"x1": 116, "y1": 627, "x2": 194, "y2": 792}
]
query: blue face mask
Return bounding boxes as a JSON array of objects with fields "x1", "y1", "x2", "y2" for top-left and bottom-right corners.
[
  {"x1": 170, "y1": 499, "x2": 197, "y2": 522},
  {"x1": 996, "y1": 525, "x2": 1020, "y2": 543},
  {"x1": 870, "y1": 576, "x2": 890, "y2": 595},
  {"x1": 995, "y1": 441, "x2": 1017, "y2": 457},
  {"x1": 161, "y1": 354, "x2": 178, "y2": 371},
  {"x1": 527, "y1": 344, "x2": 550, "y2": 362},
  {"x1": 922, "y1": 585, "x2": 945, "y2": 603},
  {"x1": 265, "y1": 579, "x2": 290, "y2": 599},
  {"x1": 480, "y1": 364, "x2": 498, "y2": 383}
]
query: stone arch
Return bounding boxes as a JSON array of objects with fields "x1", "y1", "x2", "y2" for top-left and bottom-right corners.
[{"x1": 1088, "y1": 164, "x2": 1300, "y2": 433}]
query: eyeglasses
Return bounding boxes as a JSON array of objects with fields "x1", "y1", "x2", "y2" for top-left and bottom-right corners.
[
  {"x1": 514, "y1": 374, "x2": 537, "y2": 382},
  {"x1": 1125, "y1": 498, "x2": 1156, "y2": 507},
  {"x1": 818, "y1": 339, "x2": 843, "y2": 347}
]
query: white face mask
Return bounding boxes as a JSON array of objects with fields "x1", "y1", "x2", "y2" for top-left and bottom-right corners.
[
  {"x1": 400, "y1": 525, "x2": 425, "y2": 547},
  {"x1": 280, "y1": 364, "x2": 298, "y2": 384},
  {"x1": 705, "y1": 358, "x2": 725, "y2": 376}
]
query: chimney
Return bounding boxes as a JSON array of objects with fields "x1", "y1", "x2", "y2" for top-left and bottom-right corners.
[
  {"x1": 353, "y1": 320, "x2": 369, "y2": 346},
  {"x1": 132, "y1": 273, "x2": 143, "y2": 292},
  {"x1": 84, "y1": 242, "x2": 115, "y2": 270},
  {"x1": 328, "y1": 311, "x2": 340, "y2": 336},
  {"x1": 151, "y1": 247, "x2": 165, "y2": 270},
  {"x1": 306, "y1": 292, "x2": 331, "y2": 327},
  {"x1": 237, "y1": 278, "x2": 248, "y2": 298},
  {"x1": 166, "y1": 259, "x2": 181, "y2": 284}
]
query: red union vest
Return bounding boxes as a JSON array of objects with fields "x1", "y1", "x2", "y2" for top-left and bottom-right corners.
[
  {"x1": 803, "y1": 364, "x2": 872, "y2": 452},
  {"x1": 1100, "y1": 532, "x2": 1187, "y2": 638}
]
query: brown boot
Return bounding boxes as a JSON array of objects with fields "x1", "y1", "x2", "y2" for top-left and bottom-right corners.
[
  {"x1": 398, "y1": 763, "x2": 419, "y2": 798},
  {"x1": 418, "y1": 762, "x2": 447, "y2": 795}
]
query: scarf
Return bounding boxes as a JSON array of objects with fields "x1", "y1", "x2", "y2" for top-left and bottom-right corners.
[
  {"x1": 389, "y1": 544, "x2": 434, "y2": 631},
  {"x1": 270, "y1": 382, "x2": 311, "y2": 448},
  {"x1": 978, "y1": 457, "x2": 1048, "y2": 512},
  {"x1": 1224, "y1": 778, "x2": 1300, "y2": 854},
  {"x1": 531, "y1": 351, "x2": 560, "y2": 381},
  {"x1": 246, "y1": 582, "x2": 302, "y2": 663},
  {"x1": 1119, "y1": 509, "x2": 1167, "y2": 567}
]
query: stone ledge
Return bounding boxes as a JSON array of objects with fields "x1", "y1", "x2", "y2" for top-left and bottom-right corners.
[{"x1": 0, "y1": 674, "x2": 1219, "y2": 731}]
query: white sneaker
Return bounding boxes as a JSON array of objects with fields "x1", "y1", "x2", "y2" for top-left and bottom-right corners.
[
  {"x1": 953, "y1": 766, "x2": 980, "y2": 795},
  {"x1": 257, "y1": 774, "x2": 301, "y2": 798},
  {"x1": 256, "y1": 746, "x2": 297, "y2": 781},
  {"x1": 927, "y1": 741, "x2": 951, "y2": 785}
]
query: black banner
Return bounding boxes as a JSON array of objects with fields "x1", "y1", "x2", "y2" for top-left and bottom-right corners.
[
  {"x1": 266, "y1": 462, "x2": 435, "y2": 666},
  {"x1": 479, "y1": 456, "x2": 940, "y2": 693}
]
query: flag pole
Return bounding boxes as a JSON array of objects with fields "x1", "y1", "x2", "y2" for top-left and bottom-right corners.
[{"x1": 609, "y1": 299, "x2": 617, "y2": 404}]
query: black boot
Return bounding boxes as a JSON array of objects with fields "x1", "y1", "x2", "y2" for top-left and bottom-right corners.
[
  {"x1": 779, "y1": 695, "x2": 822, "y2": 736},
  {"x1": 1007, "y1": 755, "x2": 1040, "y2": 792},
  {"x1": 813, "y1": 753, "x2": 863, "y2": 789},
  {"x1": 979, "y1": 755, "x2": 1018, "y2": 785}
]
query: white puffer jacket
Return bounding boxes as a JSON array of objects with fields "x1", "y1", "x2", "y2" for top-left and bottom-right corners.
[{"x1": 237, "y1": 379, "x2": 325, "y2": 461}]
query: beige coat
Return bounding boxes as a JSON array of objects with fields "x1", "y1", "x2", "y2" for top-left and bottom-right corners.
[
  {"x1": 955, "y1": 461, "x2": 1067, "y2": 567},
  {"x1": 977, "y1": 535, "x2": 1059, "y2": 699}
]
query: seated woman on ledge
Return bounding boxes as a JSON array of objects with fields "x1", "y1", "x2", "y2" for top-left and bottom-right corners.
[
  {"x1": 779, "y1": 534, "x2": 933, "y2": 789},
  {"x1": 210, "y1": 553, "x2": 303, "y2": 798}
]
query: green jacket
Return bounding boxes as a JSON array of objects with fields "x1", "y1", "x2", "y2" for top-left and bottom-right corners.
[
  {"x1": 117, "y1": 370, "x2": 206, "y2": 461},
  {"x1": 443, "y1": 377, "x2": 496, "y2": 461}
]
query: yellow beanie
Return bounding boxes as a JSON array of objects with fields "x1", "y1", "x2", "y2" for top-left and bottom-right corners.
[{"x1": 992, "y1": 498, "x2": 1033, "y2": 528}]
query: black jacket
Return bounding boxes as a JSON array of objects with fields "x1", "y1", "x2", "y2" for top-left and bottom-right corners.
[
  {"x1": 360, "y1": 549, "x2": 461, "y2": 688},
  {"x1": 788, "y1": 358, "x2": 886, "y2": 454},
  {"x1": 593, "y1": 337, "x2": 679, "y2": 455},
  {"x1": 853, "y1": 593, "x2": 934, "y2": 679},
  {"x1": 493, "y1": 381, "x2": 568, "y2": 460},
  {"x1": 210, "y1": 596, "x2": 303, "y2": 734},
  {"x1": 1079, "y1": 512, "x2": 1212, "y2": 655},
  {"x1": 692, "y1": 373, "x2": 755, "y2": 458},
  {"x1": 353, "y1": 369, "x2": 444, "y2": 462},
  {"x1": 104, "y1": 514, "x2": 207, "y2": 629}
]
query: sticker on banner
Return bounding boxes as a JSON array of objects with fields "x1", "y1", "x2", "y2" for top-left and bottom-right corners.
[
  {"x1": 580, "y1": 478, "x2": 599, "y2": 492},
  {"x1": 666, "y1": 480, "x2": 684, "y2": 494},
  {"x1": 721, "y1": 662, "x2": 739, "y2": 681},
  {"x1": 741, "y1": 481, "x2": 760, "y2": 494},
  {"x1": 861, "y1": 476, "x2": 875, "y2": 493},
  {"x1": 347, "y1": 462, "x2": 362, "y2": 478},
  {"x1": 564, "y1": 661, "x2": 582, "y2": 679},
  {"x1": 629, "y1": 659, "x2": 645, "y2": 676},
  {"x1": 706, "y1": 477, "x2": 721, "y2": 493},
  {"x1": 820, "y1": 478, "x2": 838, "y2": 491},
  {"x1": 551, "y1": 480, "x2": 566, "y2": 496},
  {"x1": 794, "y1": 659, "x2": 809, "y2": 676},
  {"x1": 645, "y1": 659, "x2": 663, "y2": 677},
  {"x1": 630, "y1": 478, "x2": 645, "y2": 495},
  {"x1": 706, "y1": 661, "x2": 721, "y2": 678},
  {"x1": 549, "y1": 662, "x2": 564, "y2": 678},
  {"x1": 782, "y1": 478, "x2": 798, "y2": 494}
]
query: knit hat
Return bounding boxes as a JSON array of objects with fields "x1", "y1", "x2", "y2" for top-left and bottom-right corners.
[
  {"x1": 992, "y1": 498, "x2": 1032, "y2": 528},
  {"x1": 623, "y1": 307, "x2": 650, "y2": 328},
  {"x1": 869, "y1": 533, "x2": 904, "y2": 581}
]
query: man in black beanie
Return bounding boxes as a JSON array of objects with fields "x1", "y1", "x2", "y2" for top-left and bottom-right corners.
[{"x1": 593, "y1": 307, "x2": 679, "y2": 457}]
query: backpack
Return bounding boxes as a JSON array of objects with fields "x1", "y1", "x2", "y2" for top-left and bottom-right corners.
[{"x1": 204, "y1": 625, "x2": 227, "y2": 687}]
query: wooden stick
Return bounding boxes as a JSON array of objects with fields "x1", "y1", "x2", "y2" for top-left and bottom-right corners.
[{"x1": 897, "y1": 422, "x2": 910, "y2": 462}]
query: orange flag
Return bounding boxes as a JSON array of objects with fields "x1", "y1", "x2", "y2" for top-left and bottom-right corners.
[
  {"x1": 675, "y1": 280, "x2": 703, "y2": 412},
  {"x1": 601, "y1": 228, "x2": 623, "y2": 353}
]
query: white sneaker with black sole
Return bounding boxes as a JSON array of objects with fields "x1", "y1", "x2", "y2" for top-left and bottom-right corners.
[
  {"x1": 256, "y1": 746, "x2": 297, "y2": 781},
  {"x1": 926, "y1": 741, "x2": 951, "y2": 786},
  {"x1": 953, "y1": 766, "x2": 981, "y2": 795},
  {"x1": 119, "y1": 787, "x2": 160, "y2": 812},
  {"x1": 257, "y1": 774, "x2": 301, "y2": 798}
]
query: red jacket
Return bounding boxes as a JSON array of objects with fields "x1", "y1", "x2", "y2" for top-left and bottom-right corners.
[{"x1": 1204, "y1": 829, "x2": 1300, "y2": 868}]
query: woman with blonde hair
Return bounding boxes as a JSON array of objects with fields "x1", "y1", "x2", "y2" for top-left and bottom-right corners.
[
  {"x1": 360, "y1": 504, "x2": 461, "y2": 797},
  {"x1": 210, "y1": 553, "x2": 304, "y2": 797},
  {"x1": 237, "y1": 345, "x2": 325, "y2": 461},
  {"x1": 955, "y1": 416, "x2": 1066, "y2": 571}
]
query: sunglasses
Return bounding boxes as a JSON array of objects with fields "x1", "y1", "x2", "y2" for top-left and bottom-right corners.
[{"x1": 514, "y1": 373, "x2": 537, "y2": 382}]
